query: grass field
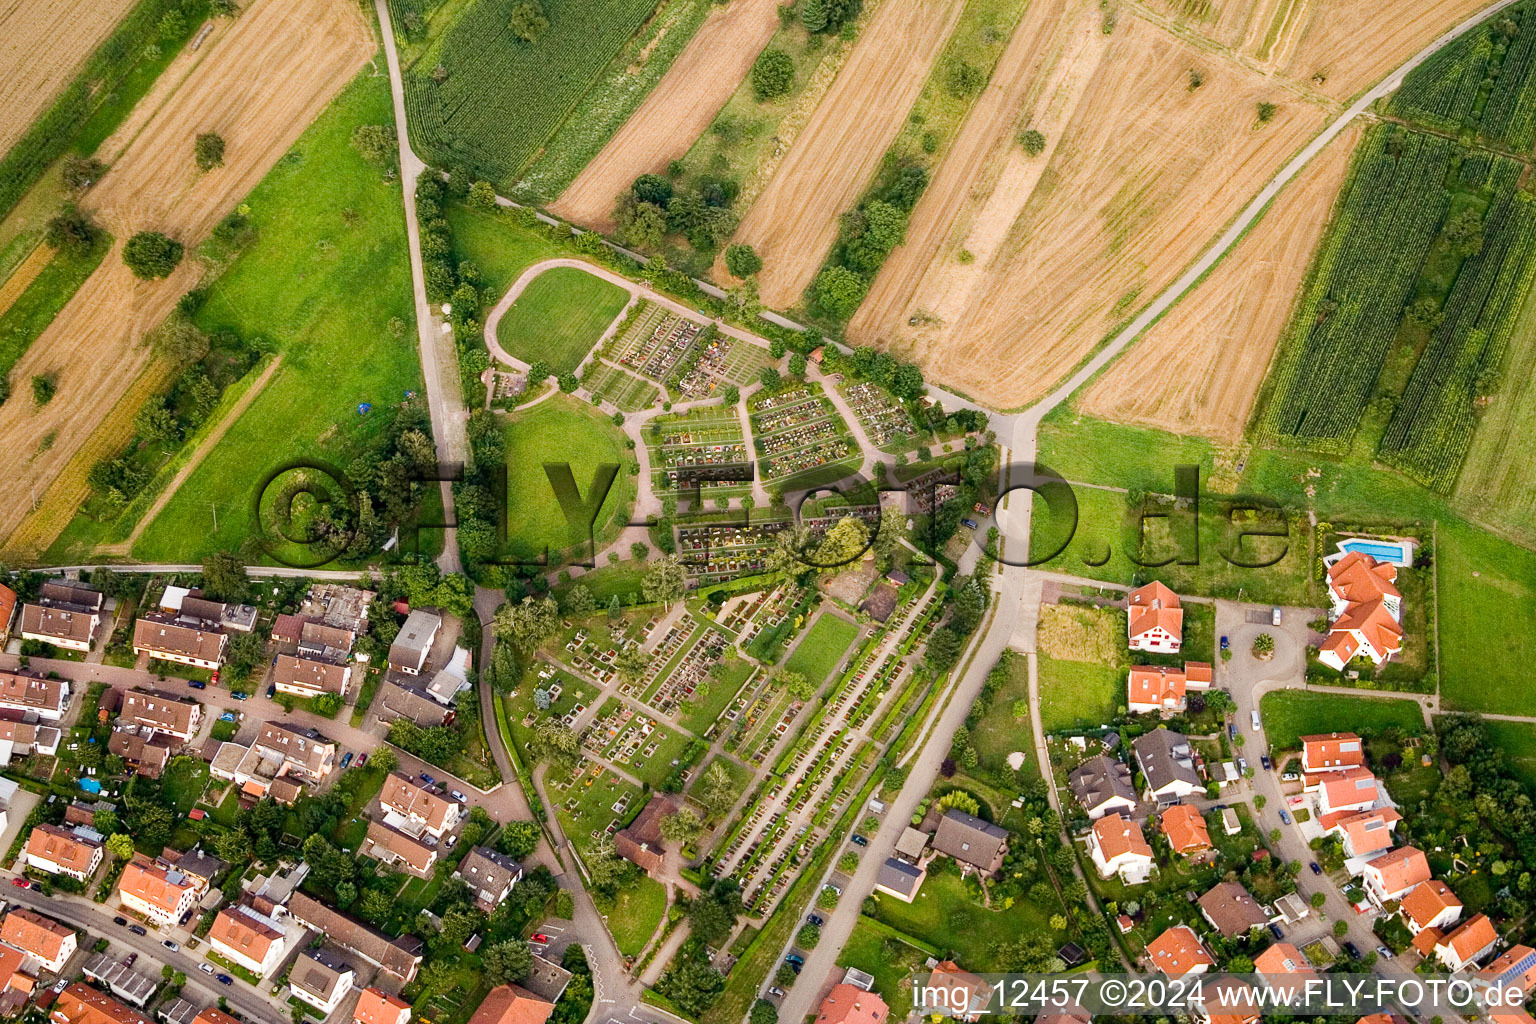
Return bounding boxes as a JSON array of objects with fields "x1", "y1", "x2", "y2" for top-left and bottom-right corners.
[
  {"x1": 445, "y1": 202, "x2": 565, "y2": 303},
  {"x1": 121, "y1": 72, "x2": 422, "y2": 562},
  {"x1": 495, "y1": 266, "x2": 629, "y2": 375},
  {"x1": 782, "y1": 612, "x2": 861, "y2": 686},
  {"x1": 836, "y1": 918, "x2": 932, "y2": 1018},
  {"x1": 0, "y1": 234, "x2": 108, "y2": 381},
  {"x1": 1258, "y1": 690, "x2": 1425, "y2": 751},
  {"x1": 1038, "y1": 655, "x2": 1121, "y2": 733},
  {"x1": 500, "y1": 394, "x2": 636, "y2": 562},
  {"x1": 595, "y1": 874, "x2": 667, "y2": 956},
  {"x1": 969, "y1": 650, "x2": 1034, "y2": 776},
  {"x1": 678, "y1": 656, "x2": 755, "y2": 737},
  {"x1": 400, "y1": 0, "x2": 660, "y2": 187},
  {"x1": 1437, "y1": 521, "x2": 1536, "y2": 715},
  {"x1": 868, "y1": 861, "x2": 1061, "y2": 973},
  {"x1": 1480, "y1": 720, "x2": 1536, "y2": 791}
]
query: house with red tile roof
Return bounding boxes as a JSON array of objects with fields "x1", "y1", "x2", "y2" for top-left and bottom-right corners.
[
  {"x1": 354, "y1": 988, "x2": 412, "y2": 1024},
  {"x1": 1400, "y1": 879, "x2": 1462, "y2": 935},
  {"x1": 1126, "y1": 662, "x2": 1211, "y2": 715},
  {"x1": 1313, "y1": 766, "x2": 1380, "y2": 819},
  {"x1": 1146, "y1": 925, "x2": 1214, "y2": 977},
  {"x1": 925, "y1": 963, "x2": 990, "y2": 1022},
  {"x1": 1127, "y1": 582, "x2": 1182, "y2": 653},
  {"x1": 0, "y1": 584, "x2": 16, "y2": 644},
  {"x1": 208, "y1": 902, "x2": 287, "y2": 977},
  {"x1": 1417, "y1": 913, "x2": 1498, "y2": 972},
  {"x1": 1362, "y1": 846, "x2": 1431, "y2": 906},
  {"x1": 466, "y1": 985, "x2": 556, "y2": 1024},
  {"x1": 1301, "y1": 733, "x2": 1366, "y2": 773},
  {"x1": 1479, "y1": 944, "x2": 1536, "y2": 993},
  {"x1": 1088, "y1": 813, "x2": 1153, "y2": 884},
  {"x1": 1254, "y1": 943, "x2": 1315, "y2": 979},
  {"x1": 1319, "y1": 553, "x2": 1404, "y2": 671},
  {"x1": 23, "y1": 823, "x2": 102, "y2": 881},
  {"x1": 116, "y1": 856, "x2": 198, "y2": 928},
  {"x1": 1327, "y1": 808, "x2": 1400, "y2": 857},
  {"x1": 1160, "y1": 804, "x2": 1212, "y2": 856},
  {"x1": 1, "y1": 908, "x2": 76, "y2": 973},
  {"x1": 815, "y1": 984, "x2": 889, "y2": 1024},
  {"x1": 50, "y1": 983, "x2": 154, "y2": 1024}
]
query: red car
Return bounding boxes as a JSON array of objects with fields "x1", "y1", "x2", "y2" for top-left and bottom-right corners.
[
  {"x1": 210, "y1": 670, "x2": 220, "y2": 685},
  {"x1": 10, "y1": 878, "x2": 30, "y2": 888},
  {"x1": 530, "y1": 934, "x2": 550, "y2": 945}
]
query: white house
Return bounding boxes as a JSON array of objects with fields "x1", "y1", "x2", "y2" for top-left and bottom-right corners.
[
  {"x1": 1313, "y1": 766, "x2": 1380, "y2": 819},
  {"x1": 1425, "y1": 914, "x2": 1498, "y2": 972},
  {"x1": 1088, "y1": 814, "x2": 1153, "y2": 884},
  {"x1": 117, "y1": 858, "x2": 199, "y2": 928},
  {"x1": 1362, "y1": 846, "x2": 1431, "y2": 906},
  {"x1": 289, "y1": 949, "x2": 355, "y2": 1017},
  {"x1": 1, "y1": 908, "x2": 77, "y2": 973},
  {"x1": 1127, "y1": 582, "x2": 1182, "y2": 653},
  {"x1": 23, "y1": 823, "x2": 103, "y2": 881},
  {"x1": 1132, "y1": 729, "x2": 1202, "y2": 805},
  {"x1": 209, "y1": 903, "x2": 288, "y2": 978},
  {"x1": 379, "y1": 772, "x2": 461, "y2": 838},
  {"x1": 1401, "y1": 880, "x2": 1463, "y2": 936},
  {"x1": 1318, "y1": 553, "x2": 1403, "y2": 671}
]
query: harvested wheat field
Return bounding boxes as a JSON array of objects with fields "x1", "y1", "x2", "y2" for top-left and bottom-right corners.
[
  {"x1": 725, "y1": 0, "x2": 967, "y2": 308},
  {"x1": 1077, "y1": 122, "x2": 1361, "y2": 441},
  {"x1": 0, "y1": 0, "x2": 139, "y2": 157},
  {"x1": 551, "y1": 0, "x2": 785, "y2": 232},
  {"x1": 853, "y1": 13, "x2": 1327, "y2": 409},
  {"x1": 0, "y1": 243, "x2": 51, "y2": 317},
  {"x1": 1276, "y1": 0, "x2": 1491, "y2": 100},
  {"x1": 0, "y1": 0, "x2": 373, "y2": 557},
  {"x1": 849, "y1": 0, "x2": 1108, "y2": 348}
]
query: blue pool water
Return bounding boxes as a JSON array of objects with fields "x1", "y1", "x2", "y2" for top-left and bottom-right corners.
[
  {"x1": 1338, "y1": 538, "x2": 1412, "y2": 566},
  {"x1": 78, "y1": 778, "x2": 102, "y2": 794}
]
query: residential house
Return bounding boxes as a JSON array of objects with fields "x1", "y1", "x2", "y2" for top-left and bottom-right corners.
[
  {"x1": 0, "y1": 583, "x2": 16, "y2": 642},
  {"x1": 375, "y1": 679, "x2": 450, "y2": 727},
  {"x1": 466, "y1": 985, "x2": 555, "y2": 1024},
  {"x1": 192, "y1": 1011, "x2": 244, "y2": 1024},
  {"x1": 1327, "y1": 808, "x2": 1401, "y2": 858},
  {"x1": 815, "y1": 984, "x2": 889, "y2": 1024},
  {"x1": 893, "y1": 828, "x2": 929, "y2": 863},
  {"x1": 1479, "y1": 945, "x2": 1536, "y2": 993},
  {"x1": 380, "y1": 772, "x2": 461, "y2": 838},
  {"x1": 21, "y1": 581, "x2": 104, "y2": 652},
  {"x1": 157, "y1": 845, "x2": 225, "y2": 893},
  {"x1": 1401, "y1": 880, "x2": 1463, "y2": 935},
  {"x1": 615, "y1": 795, "x2": 673, "y2": 876},
  {"x1": 931, "y1": 809, "x2": 1009, "y2": 876},
  {"x1": 50, "y1": 983, "x2": 155, "y2": 1024},
  {"x1": 0, "y1": 721, "x2": 58, "y2": 768},
  {"x1": 209, "y1": 901, "x2": 287, "y2": 977},
  {"x1": 354, "y1": 989, "x2": 412, "y2": 1024},
  {"x1": 286, "y1": 894, "x2": 424, "y2": 984},
  {"x1": 1415, "y1": 913, "x2": 1499, "y2": 972},
  {"x1": 0, "y1": 670, "x2": 68, "y2": 721},
  {"x1": 157, "y1": 589, "x2": 257, "y2": 633},
  {"x1": 108, "y1": 727, "x2": 173, "y2": 779},
  {"x1": 873, "y1": 858, "x2": 924, "y2": 903},
  {"x1": 925, "y1": 962, "x2": 989, "y2": 1022},
  {"x1": 273, "y1": 655, "x2": 352, "y2": 699},
  {"x1": 1133, "y1": 729, "x2": 1202, "y2": 804},
  {"x1": 1127, "y1": 581, "x2": 1182, "y2": 653},
  {"x1": 388, "y1": 610, "x2": 441, "y2": 675},
  {"x1": 1068, "y1": 755, "x2": 1138, "y2": 820},
  {"x1": 120, "y1": 690, "x2": 202, "y2": 743},
  {"x1": 1, "y1": 908, "x2": 76, "y2": 973},
  {"x1": 1126, "y1": 662, "x2": 1212, "y2": 715},
  {"x1": 1311, "y1": 766, "x2": 1380, "y2": 821},
  {"x1": 1195, "y1": 976, "x2": 1261, "y2": 1024},
  {"x1": 1160, "y1": 804, "x2": 1212, "y2": 856},
  {"x1": 116, "y1": 856, "x2": 198, "y2": 928},
  {"x1": 1319, "y1": 553, "x2": 1404, "y2": 670},
  {"x1": 362, "y1": 821, "x2": 437, "y2": 879},
  {"x1": 211, "y1": 722, "x2": 337, "y2": 804},
  {"x1": 1254, "y1": 943, "x2": 1315, "y2": 979},
  {"x1": 455, "y1": 846, "x2": 522, "y2": 912},
  {"x1": 24, "y1": 822, "x2": 103, "y2": 881},
  {"x1": 81, "y1": 955, "x2": 157, "y2": 1006},
  {"x1": 132, "y1": 616, "x2": 227, "y2": 670},
  {"x1": 289, "y1": 949, "x2": 355, "y2": 1017},
  {"x1": 1362, "y1": 846, "x2": 1431, "y2": 905},
  {"x1": 1198, "y1": 881, "x2": 1269, "y2": 938},
  {"x1": 0, "y1": 944, "x2": 31, "y2": 1015},
  {"x1": 1146, "y1": 925, "x2": 1215, "y2": 977},
  {"x1": 1089, "y1": 813, "x2": 1153, "y2": 884},
  {"x1": 1301, "y1": 733, "x2": 1366, "y2": 773}
]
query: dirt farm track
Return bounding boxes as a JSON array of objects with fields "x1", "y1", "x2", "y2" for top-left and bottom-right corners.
[
  {"x1": 0, "y1": 0, "x2": 140, "y2": 158},
  {"x1": 0, "y1": 0, "x2": 374, "y2": 558}
]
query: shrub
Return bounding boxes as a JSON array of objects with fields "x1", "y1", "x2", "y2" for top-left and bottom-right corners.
[
  {"x1": 45, "y1": 207, "x2": 100, "y2": 257},
  {"x1": 469, "y1": 181, "x2": 498, "y2": 209},
  {"x1": 945, "y1": 58, "x2": 985, "y2": 96},
  {"x1": 725, "y1": 243, "x2": 762, "y2": 278},
  {"x1": 509, "y1": 0, "x2": 548, "y2": 41},
  {"x1": 351, "y1": 124, "x2": 397, "y2": 166},
  {"x1": 195, "y1": 132, "x2": 225, "y2": 171},
  {"x1": 1018, "y1": 129, "x2": 1046, "y2": 155},
  {"x1": 631, "y1": 173, "x2": 673, "y2": 207},
  {"x1": 61, "y1": 156, "x2": 106, "y2": 191},
  {"x1": 31, "y1": 374, "x2": 56, "y2": 406},
  {"x1": 1257, "y1": 101, "x2": 1278, "y2": 122},
  {"x1": 123, "y1": 231, "x2": 183, "y2": 279},
  {"x1": 751, "y1": 48, "x2": 794, "y2": 101}
]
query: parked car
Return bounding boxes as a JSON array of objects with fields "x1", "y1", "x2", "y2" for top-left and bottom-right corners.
[
  {"x1": 531, "y1": 934, "x2": 550, "y2": 945},
  {"x1": 806, "y1": 915, "x2": 824, "y2": 928},
  {"x1": 1271, "y1": 607, "x2": 1283, "y2": 626},
  {"x1": 785, "y1": 955, "x2": 805, "y2": 966},
  {"x1": 767, "y1": 988, "x2": 785, "y2": 999},
  {"x1": 113, "y1": 917, "x2": 128, "y2": 927},
  {"x1": 1220, "y1": 635, "x2": 1230, "y2": 651},
  {"x1": 1268, "y1": 924, "x2": 1284, "y2": 940},
  {"x1": 1342, "y1": 942, "x2": 1362, "y2": 960},
  {"x1": 266, "y1": 684, "x2": 276, "y2": 698},
  {"x1": 124, "y1": 953, "x2": 137, "y2": 967},
  {"x1": 210, "y1": 670, "x2": 220, "y2": 685},
  {"x1": 1237, "y1": 757, "x2": 1249, "y2": 775},
  {"x1": 162, "y1": 940, "x2": 180, "y2": 952},
  {"x1": 850, "y1": 834, "x2": 868, "y2": 847},
  {"x1": 1279, "y1": 809, "x2": 1292, "y2": 825},
  {"x1": 451, "y1": 790, "x2": 467, "y2": 802},
  {"x1": 1251, "y1": 710, "x2": 1261, "y2": 731},
  {"x1": 446, "y1": 835, "x2": 458, "y2": 849},
  {"x1": 339, "y1": 752, "x2": 354, "y2": 769},
  {"x1": 1261, "y1": 754, "x2": 1272, "y2": 771},
  {"x1": 128, "y1": 925, "x2": 147, "y2": 936},
  {"x1": 1310, "y1": 862, "x2": 1323, "y2": 875},
  {"x1": 188, "y1": 680, "x2": 207, "y2": 690},
  {"x1": 960, "y1": 518, "x2": 979, "y2": 530},
  {"x1": 218, "y1": 711, "x2": 237, "y2": 723},
  {"x1": 1376, "y1": 945, "x2": 1394, "y2": 960},
  {"x1": 231, "y1": 691, "x2": 248, "y2": 701},
  {"x1": 9, "y1": 879, "x2": 28, "y2": 889},
  {"x1": 1227, "y1": 722, "x2": 1237, "y2": 740},
  {"x1": 217, "y1": 975, "x2": 233, "y2": 986},
  {"x1": 421, "y1": 773, "x2": 436, "y2": 786},
  {"x1": 973, "y1": 502, "x2": 992, "y2": 516},
  {"x1": 199, "y1": 964, "x2": 215, "y2": 976},
  {"x1": 356, "y1": 753, "x2": 367, "y2": 767}
]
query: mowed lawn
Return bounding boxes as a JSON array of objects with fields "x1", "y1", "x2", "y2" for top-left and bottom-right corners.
[
  {"x1": 1437, "y1": 521, "x2": 1536, "y2": 715},
  {"x1": 495, "y1": 266, "x2": 629, "y2": 375},
  {"x1": 597, "y1": 874, "x2": 666, "y2": 956},
  {"x1": 971, "y1": 651, "x2": 1036, "y2": 777},
  {"x1": 445, "y1": 201, "x2": 564, "y2": 305},
  {"x1": 501, "y1": 395, "x2": 635, "y2": 561},
  {"x1": 1038, "y1": 655, "x2": 1121, "y2": 733},
  {"x1": 1259, "y1": 690, "x2": 1425, "y2": 752},
  {"x1": 783, "y1": 612, "x2": 861, "y2": 686},
  {"x1": 131, "y1": 72, "x2": 422, "y2": 561},
  {"x1": 869, "y1": 864, "x2": 1062, "y2": 973}
]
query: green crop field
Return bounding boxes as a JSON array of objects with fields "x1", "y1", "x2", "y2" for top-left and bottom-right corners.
[
  {"x1": 495, "y1": 266, "x2": 629, "y2": 375},
  {"x1": 1258, "y1": 690, "x2": 1425, "y2": 751},
  {"x1": 124, "y1": 73, "x2": 422, "y2": 562},
  {"x1": 400, "y1": 0, "x2": 660, "y2": 187},
  {"x1": 0, "y1": 234, "x2": 108, "y2": 381},
  {"x1": 500, "y1": 394, "x2": 636, "y2": 561},
  {"x1": 1437, "y1": 520, "x2": 1536, "y2": 715},
  {"x1": 783, "y1": 612, "x2": 860, "y2": 686}
]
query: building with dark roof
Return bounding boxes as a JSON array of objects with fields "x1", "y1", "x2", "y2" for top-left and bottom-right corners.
[{"x1": 931, "y1": 809, "x2": 1009, "y2": 876}]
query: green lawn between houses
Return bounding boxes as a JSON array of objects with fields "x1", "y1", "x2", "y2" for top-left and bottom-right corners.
[
  {"x1": 500, "y1": 394, "x2": 636, "y2": 562},
  {"x1": 1037, "y1": 655, "x2": 1121, "y2": 733},
  {"x1": 103, "y1": 71, "x2": 423, "y2": 563},
  {"x1": 782, "y1": 612, "x2": 861, "y2": 686},
  {"x1": 495, "y1": 266, "x2": 629, "y2": 375},
  {"x1": 593, "y1": 875, "x2": 667, "y2": 957},
  {"x1": 1258, "y1": 690, "x2": 1425, "y2": 752},
  {"x1": 836, "y1": 917, "x2": 933, "y2": 1019}
]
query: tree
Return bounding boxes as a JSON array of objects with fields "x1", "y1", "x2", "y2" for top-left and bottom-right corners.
[
  {"x1": 759, "y1": 366, "x2": 781, "y2": 389},
  {"x1": 660, "y1": 808, "x2": 704, "y2": 845},
  {"x1": 106, "y1": 833, "x2": 135, "y2": 859},
  {"x1": 937, "y1": 790, "x2": 980, "y2": 816},
  {"x1": 1310, "y1": 891, "x2": 1327, "y2": 908},
  {"x1": 811, "y1": 264, "x2": 867, "y2": 319},
  {"x1": 469, "y1": 181, "x2": 498, "y2": 210},
  {"x1": 750, "y1": 1000, "x2": 779, "y2": 1024},
  {"x1": 642, "y1": 555, "x2": 687, "y2": 609},
  {"x1": 563, "y1": 584, "x2": 596, "y2": 616},
  {"x1": 797, "y1": 923, "x2": 821, "y2": 948},
  {"x1": 777, "y1": 670, "x2": 815, "y2": 700},
  {"x1": 371, "y1": 747, "x2": 398, "y2": 774},
  {"x1": 751, "y1": 48, "x2": 794, "y2": 101},
  {"x1": 30, "y1": 375, "x2": 56, "y2": 406},
  {"x1": 788, "y1": 352, "x2": 807, "y2": 377},
  {"x1": 699, "y1": 760, "x2": 736, "y2": 816},
  {"x1": 945, "y1": 58, "x2": 984, "y2": 96},
  {"x1": 45, "y1": 207, "x2": 100, "y2": 257},
  {"x1": 614, "y1": 645, "x2": 650, "y2": 682},
  {"x1": 725, "y1": 244, "x2": 763, "y2": 278},
  {"x1": 497, "y1": 821, "x2": 542, "y2": 859},
  {"x1": 631, "y1": 174, "x2": 674, "y2": 207},
  {"x1": 201, "y1": 550, "x2": 248, "y2": 601},
  {"x1": 195, "y1": 132, "x2": 226, "y2": 171},
  {"x1": 1257, "y1": 101, "x2": 1278, "y2": 122},
  {"x1": 558, "y1": 372, "x2": 579, "y2": 393},
  {"x1": 687, "y1": 882, "x2": 742, "y2": 946},
  {"x1": 722, "y1": 385, "x2": 740, "y2": 405},
  {"x1": 614, "y1": 196, "x2": 667, "y2": 249},
  {"x1": 123, "y1": 231, "x2": 183, "y2": 279},
  {"x1": 529, "y1": 720, "x2": 582, "y2": 771},
  {"x1": 924, "y1": 627, "x2": 963, "y2": 672},
  {"x1": 838, "y1": 851, "x2": 859, "y2": 873},
  {"x1": 508, "y1": 0, "x2": 548, "y2": 41},
  {"x1": 494, "y1": 596, "x2": 560, "y2": 651},
  {"x1": 351, "y1": 124, "x2": 397, "y2": 166},
  {"x1": 61, "y1": 155, "x2": 107, "y2": 191}
]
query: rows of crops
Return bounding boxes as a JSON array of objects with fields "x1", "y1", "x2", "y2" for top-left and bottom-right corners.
[
  {"x1": 401, "y1": 0, "x2": 659, "y2": 187},
  {"x1": 1389, "y1": 34, "x2": 1491, "y2": 133},
  {"x1": 1379, "y1": 158, "x2": 1536, "y2": 490},
  {"x1": 1392, "y1": 1, "x2": 1536, "y2": 150},
  {"x1": 1261, "y1": 126, "x2": 1456, "y2": 449}
]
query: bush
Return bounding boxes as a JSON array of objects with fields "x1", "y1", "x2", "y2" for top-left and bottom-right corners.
[
  {"x1": 469, "y1": 181, "x2": 498, "y2": 209},
  {"x1": 751, "y1": 48, "x2": 795, "y2": 101},
  {"x1": 45, "y1": 207, "x2": 100, "y2": 257},
  {"x1": 31, "y1": 374, "x2": 56, "y2": 406},
  {"x1": 1018, "y1": 129, "x2": 1046, "y2": 155},
  {"x1": 1257, "y1": 101, "x2": 1278, "y2": 122},
  {"x1": 725, "y1": 243, "x2": 763, "y2": 278},
  {"x1": 123, "y1": 231, "x2": 183, "y2": 279},
  {"x1": 509, "y1": 0, "x2": 548, "y2": 41},
  {"x1": 61, "y1": 156, "x2": 106, "y2": 191},
  {"x1": 351, "y1": 124, "x2": 397, "y2": 166},
  {"x1": 195, "y1": 132, "x2": 226, "y2": 171}
]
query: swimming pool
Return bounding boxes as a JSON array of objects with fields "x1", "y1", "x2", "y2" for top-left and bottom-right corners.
[{"x1": 1337, "y1": 538, "x2": 1414, "y2": 567}]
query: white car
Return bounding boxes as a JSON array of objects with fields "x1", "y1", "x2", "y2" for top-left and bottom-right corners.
[
  {"x1": 199, "y1": 964, "x2": 215, "y2": 975},
  {"x1": 1251, "y1": 710, "x2": 1261, "y2": 731},
  {"x1": 451, "y1": 790, "x2": 467, "y2": 802},
  {"x1": 162, "y1": 939, "x2": 180, "y2": 952}
]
